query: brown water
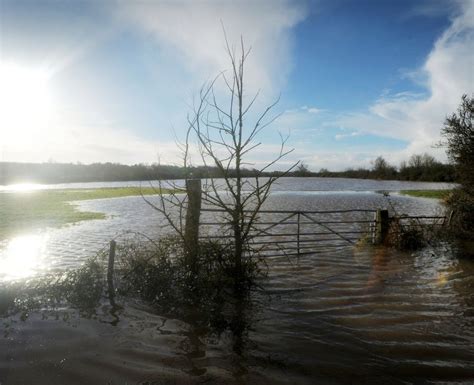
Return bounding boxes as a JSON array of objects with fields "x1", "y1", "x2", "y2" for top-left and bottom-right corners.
[
  {"x1": 2, "y1": 243, "x2": 473, "y2": 385},
  {"x1": 1, "y1": 179, "x2": 473, "y2": 384}
]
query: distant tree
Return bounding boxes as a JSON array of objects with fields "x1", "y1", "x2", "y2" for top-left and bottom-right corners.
[
  {"x1": 373, "y1": 156, "x2": 388, "y2": 172},
  {"x1": 372, "y1": 156, "x2": 396, "y2": 180},
  {"x1": 407, "y1": 153, "x2": 435, "y2": 169},
  {"x1": 318, "y1": 168, "x2": 330, "y2": 177},
  {"x1": 441, "y1": 94, "x2": 474, "y2": 239},
  {"x1": 294, "y1": 162, "x2": 311, "y2": 177}
]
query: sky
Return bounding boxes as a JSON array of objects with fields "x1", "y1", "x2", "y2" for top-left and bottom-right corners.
[{"x1": 0, "y1": 0, "x2": 472, "y2": 171}]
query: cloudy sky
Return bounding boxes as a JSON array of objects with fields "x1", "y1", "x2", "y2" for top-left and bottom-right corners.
[{"x1": 0, "y1": 0, "x2": 472, "y2": 170}]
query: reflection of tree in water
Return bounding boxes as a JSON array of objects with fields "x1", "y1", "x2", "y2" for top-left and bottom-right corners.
[{"x1": 178, "y1": 291, "x2": 255, "y2": 381}]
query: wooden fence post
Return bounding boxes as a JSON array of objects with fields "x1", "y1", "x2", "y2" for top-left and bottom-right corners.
[
  {"x1": 107, "y1": 240, "x2": 116, "y2": 306},
  {"x1": 184, "y1": 179, "x2": 202, "y2": 268},
  {"x1": 374, "y1": 209, "x2": 389, "y2": 245},
  {"x1": 446, "y1": 210, "x2": 454, "y2": 227},
  {"x1": 297, "y1": 212, "x2": 301, "y2": 255}
]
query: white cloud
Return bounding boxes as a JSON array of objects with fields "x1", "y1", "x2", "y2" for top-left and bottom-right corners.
[
  {"x1": 117, "y1": 0, "x2": 307, "y2": 98},
  {"x1": 2, "y1": 122, "x2": 172, "y2": 165},
  {"x1": 334, "y1": 131, "x2": 361, "y2": 140},
  {"x1": 274, "y1": 105, "x2": 324, "y2": 133},
  {"x1": 280, "y1": 147, "x2": 376, "y2": 171},
  {"x1": 331, "y1": 0, "x2": 474, "y2": 163},
  {"x1": 2, "y1": 1, "x2": 307, "y2": 165}
]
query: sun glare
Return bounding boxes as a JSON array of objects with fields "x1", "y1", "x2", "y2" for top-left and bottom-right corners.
[
  {"x1": 2, "y1": 183, "x2": 45, "y2": 192},
  {"x1": 0, "y1": 63, "x2": 54, "y2": 142},
  {"x1": 0, "y1": 234, "x2": 48, "y2": 280}
]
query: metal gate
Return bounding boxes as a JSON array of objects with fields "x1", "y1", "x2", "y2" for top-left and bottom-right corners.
[{"x1": 199, "y1": 208, "x2": 377, "y2": 257}]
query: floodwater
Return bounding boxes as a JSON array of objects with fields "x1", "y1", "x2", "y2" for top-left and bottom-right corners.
[
  {"x1": 0, "y1": 177, "x2": 454, "y2": 280},
  {"x1": 1, "y1": 177, "x2": 473, "y2": 384}
]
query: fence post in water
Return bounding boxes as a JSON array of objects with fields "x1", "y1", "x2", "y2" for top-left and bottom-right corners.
[
  {"x1": 107, "y1": 240, "x2": 116, "y2": 306},
  {"x1": 446, "y1": 210, "x2": 454, "y2": 227},
  {"x1": 374, "y1": 209, "x2": 389, "y2": 245},
  {"x1": 297, "y1": 212, "x2": 301, "y2": 255},
  {"x1": 184, "y1": 179, "x2": 202, "y2": 268}
]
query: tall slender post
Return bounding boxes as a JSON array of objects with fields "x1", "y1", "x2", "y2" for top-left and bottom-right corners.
[
  {"x1": 184, "y1": 179, "x2": 202, "y2": 268},
  {"x1": 446, "y1": 210, "x2": 454, "y2": 227},
  {"x1": 107, "y1": 240, "x2": 116, "y2": 306},
  {"x1": 374, "y1": 209, "x2": 389, "y2": 245},
  {"x1": 297, "y1": 212, "x2": 301, "y2": 255}
]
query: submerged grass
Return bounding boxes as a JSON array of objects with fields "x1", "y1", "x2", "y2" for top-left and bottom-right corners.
[
  {"x1": 0, "y1": 257, "x2": 106, "y2": 319},
  {"x1": 399, "y1": 189, "x2": 451, "y2": 199},
  {"x1": 0, "y1": 237, "x2": 259, "y2": 337},
  {"x1": 0, "y1": 187, "x2": 177, "y2": 240}
]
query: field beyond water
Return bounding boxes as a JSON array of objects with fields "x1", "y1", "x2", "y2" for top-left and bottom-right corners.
[
  {"x1": 0, "y1": 187, "x2": 175, "y2": 240},
  {"x1": 399, "y1": 189, "x2": 451, "y2": 199}
]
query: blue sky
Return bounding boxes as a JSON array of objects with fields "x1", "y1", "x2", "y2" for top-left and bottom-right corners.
[{"x1": 0, "y1": 0, "x2": 472, "y2": 170}]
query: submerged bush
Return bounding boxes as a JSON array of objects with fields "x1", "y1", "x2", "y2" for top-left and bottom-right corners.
[
  {"x1": 0, "y1": 258, "x2": 105, "y2": 318},
  {"x1": 0, "y1": 236, "x2": 261, "y2": 337},
  {"x1": 60, "y1": 258, "x2": 105, "y2": 311},
  {"x1": 386, "y1": 217, "x2": 426, "y2": 250},
  {"x1": 118, "y1": 237, "x2": 261, "y2": 327},
  {"x1": 385, "y1": 215, "x2": 447, "y2": 251}
]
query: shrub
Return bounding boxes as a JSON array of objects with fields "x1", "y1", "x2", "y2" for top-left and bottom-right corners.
[
  {"x1": 119, "y1": 237, "x2": 261, "y2": 325},
  {"x1": 386, "y1": 217, "x2": 426, "y2": 250}
]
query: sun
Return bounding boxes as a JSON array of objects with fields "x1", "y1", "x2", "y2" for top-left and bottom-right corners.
[{"x1": 0, "y1": 63, "x2": 54, "y2": 143}]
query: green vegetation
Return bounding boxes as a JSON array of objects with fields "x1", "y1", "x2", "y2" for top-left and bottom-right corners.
[
  {"x1": 0, "y1": 187, "x2": 176, "y2": 240},
  {"x1": 119, "y1": 238, "x2": 257, "y2": 325},
  {"x1": 317, "y1": 153, "x2": 455, "y2": 182},
  {"x1": 399, "y1": 189, "x2": 451, "y2": 199},
  {"x1": 0, "y1": 238, "x2": 257, "y2": 336},
  {"x1": 441, "y1": 95, "x2": 474, "y2": 240},
  {"x1": 0, "y1": 257, "x2": 105, "y2": 318}
]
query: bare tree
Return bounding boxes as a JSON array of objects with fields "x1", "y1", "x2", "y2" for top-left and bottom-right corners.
[
  {"x1": 191, "y1": 36, "x2": 296, "y2": 279},
  {"x1": 145, "y1": 35, "x2": 296, "y2": 281}
]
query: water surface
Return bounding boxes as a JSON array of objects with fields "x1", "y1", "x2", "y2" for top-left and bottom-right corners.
[{"x1": 1, "y1": 177, "x2": 473, "y2": 384}]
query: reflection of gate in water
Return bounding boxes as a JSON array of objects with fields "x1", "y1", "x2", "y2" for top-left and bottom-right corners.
[{"x1": 199, "y1": 209, "x2": 377, "y2": 257}]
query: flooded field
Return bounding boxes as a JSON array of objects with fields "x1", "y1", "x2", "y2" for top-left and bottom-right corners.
[
  {"x1": 1, "y1": 178, "x2": 473, "y2": 384},
  {"x1": 0, "y1": 177, "x2": 454, "y2": 280}
]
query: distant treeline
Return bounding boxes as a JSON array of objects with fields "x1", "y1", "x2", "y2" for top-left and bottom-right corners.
[
  {"x1": 311, "y1": 154, "x2": 456, "y2": 182},
  {"x1": 0, "y1": 153, "x2": 455, "y2": 185},
  {"x1": 0, "y1": 161, "x2": 286, "y2": 185}
]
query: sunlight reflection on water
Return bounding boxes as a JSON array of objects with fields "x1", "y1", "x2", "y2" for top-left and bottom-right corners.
[
  {"x1": 0, "y1": 183, "x2": 45, "y2": 192},
  {"x1": 0, "y1": 179, "x2": 449, "y2": 282},
  {"x1": 0, "y1": 234, "x2": 48, "y2": 280}
]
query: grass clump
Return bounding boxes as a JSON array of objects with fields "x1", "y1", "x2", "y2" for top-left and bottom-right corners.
[{"x1": 399, "y1": 189, "x2": 452, "y2": 199}]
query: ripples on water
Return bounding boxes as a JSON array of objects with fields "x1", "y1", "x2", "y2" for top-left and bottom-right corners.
[
  {"x1": 1, "y1": 179, "x2": 473, "y2": 384},
  {"x1": 254, "y1": 245, "x2": 474, "y2": 384},
  {"x1": 0, "y1": 190, "x2": 446, "y2": 280},
  {"x1": 0, "y1": 176, "x2": 456, "y2": 193}
]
